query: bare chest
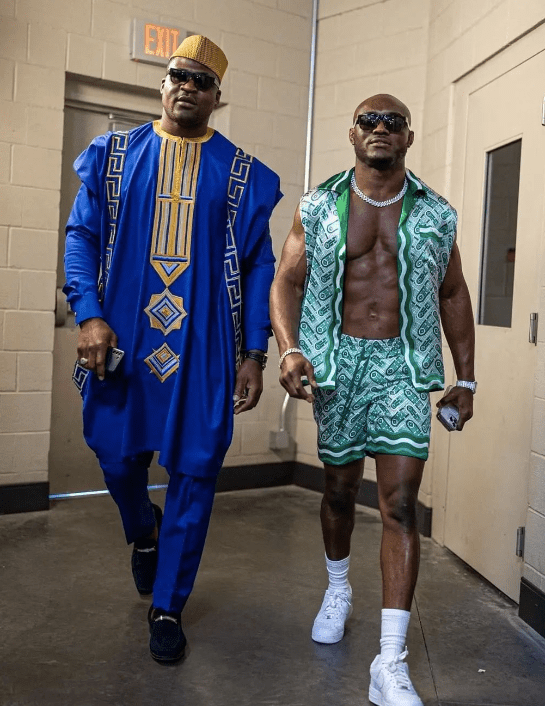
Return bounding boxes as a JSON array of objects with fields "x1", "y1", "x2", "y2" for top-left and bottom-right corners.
[{"x1": 345, "y1": 195, "x2": 403, "y2": 262}]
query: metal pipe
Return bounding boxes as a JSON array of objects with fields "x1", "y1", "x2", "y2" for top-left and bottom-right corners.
[
  {"x1": 279, "y1": 391, "x2": 291, "y2": 432},
  {"x1": 49, "y1": 484, "x2": 168, "y2": 500},
  {"x1": 304, "y1": 0, "x2": 319, "y2": 193}
]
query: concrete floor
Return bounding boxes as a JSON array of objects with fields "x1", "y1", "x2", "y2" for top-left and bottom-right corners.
[{"x1": 0, "y1": 486, "x2": 544, "y2": 706}]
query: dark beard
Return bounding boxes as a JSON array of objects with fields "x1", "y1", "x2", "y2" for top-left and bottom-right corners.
[{"x1": 361, "y1": 153, "x2": 396, "y2": 171}]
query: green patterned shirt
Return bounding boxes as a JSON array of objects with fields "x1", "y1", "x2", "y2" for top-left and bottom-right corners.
[{"x1": 299, "y1": 168, "x2": 457, "y2": 392}]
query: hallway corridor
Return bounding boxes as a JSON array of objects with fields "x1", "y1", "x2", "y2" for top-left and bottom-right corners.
[{"x1": 0, "y1": 486, "x2": 544, "y2": 706}]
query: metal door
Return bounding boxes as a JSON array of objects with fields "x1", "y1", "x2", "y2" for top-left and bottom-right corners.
[
  {"x1": 444, "y1": 51, "x2": 545, "y2": 600},
  {"x1": 49, "y1": 86, "x2": 167, "y2": 494}
]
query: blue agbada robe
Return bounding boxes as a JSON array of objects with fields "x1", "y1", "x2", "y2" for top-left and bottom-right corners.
[{"x1": 64, "y1": 121, "x2": 282, "y2": 478}]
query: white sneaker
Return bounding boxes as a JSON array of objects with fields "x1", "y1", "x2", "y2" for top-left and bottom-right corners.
[
  {"x1": 311, "y1": 587, "x2": 353, "y2": 644},
  {"x1": 369, "y1": 650, "x2": 423, "y2": 706}
]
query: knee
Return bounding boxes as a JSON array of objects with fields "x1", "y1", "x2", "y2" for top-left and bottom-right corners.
[
  {"x1": 382, "y1": 490, "x2": 418, "y2": 533},
  {"x1": 323, "y1": 481, "x2": 359, "y2": 516},
  {"x1": 101, "y1": 461, "x2": 132, "y2": 487},
  {"x1": 100, "y1": 455, "x2": 148, "y2": 488}
]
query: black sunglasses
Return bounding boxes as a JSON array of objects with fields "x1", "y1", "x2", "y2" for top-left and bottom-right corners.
[
  {"x1": 354, "y1": 112, "x2": 408, "y2": 133},
  {"x1": 166, "y1": 68, "x2": 219, "y2": 92}
]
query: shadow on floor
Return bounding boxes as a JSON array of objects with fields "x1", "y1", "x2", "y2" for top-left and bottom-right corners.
[{"x1": 0, "y1": 486, "x2": 543, "y2": 706}]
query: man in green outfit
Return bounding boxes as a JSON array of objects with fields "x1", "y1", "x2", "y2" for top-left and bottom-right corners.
[{"x1": 270, "y1": 94, "x2": 475, "y2": 706}]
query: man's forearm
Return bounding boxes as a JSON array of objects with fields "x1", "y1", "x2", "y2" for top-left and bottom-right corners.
[
  {"x1": 270, "y1": 277, "x2": 304, "y2": 353},
  {"x1": 440, "y1": 287, "x2": 475, "y2": 380}
]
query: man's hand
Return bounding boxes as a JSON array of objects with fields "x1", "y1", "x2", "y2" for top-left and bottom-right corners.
[
  {"x1": 436, "y1": 386, "x2": 474, "y2": 430},
  {"x1": 233, "y1": 358, "x2": 264, "y2": 415},
  {"x1": 279, "y1": 352, "x2": 317, "y2": 403},
  {"x1": 77, "y1": 317, "x2": 118, "y2": 381}
]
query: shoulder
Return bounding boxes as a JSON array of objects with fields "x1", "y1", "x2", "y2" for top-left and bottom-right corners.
[
  {"x1": 73, "y1": 131, "x2": 115, "y2": 186},
  {"x1": 301, "y1": 169, "x2": 352, "y2": 205},
  {"x1": 214, "y1": 131, "x2": 281, "y2": 187},
  {"x1": 210, "y1": 131, "x2": 278, "y2": 182},
  {"x1": 316, "y1": 169, "x2": 352, "y2": 193},
  {"x1": 76, "y1": 123, "x2": 150, "y2": 163},
  {"x1": 407, "y1": 170, "x2": 457, "y2": 222}
]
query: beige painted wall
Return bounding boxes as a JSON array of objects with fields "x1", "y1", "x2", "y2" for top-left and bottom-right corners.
[
  {"x1": 303, "y1": 0, "x2": 545, "y2": 596},
  {"x1": 0, "y1": 0, "x2": 312, "y2": 487}
]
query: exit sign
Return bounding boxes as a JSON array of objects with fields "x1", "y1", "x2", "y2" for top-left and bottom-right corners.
[{"x1": 131, "y1": 19, "x2": 190, "y2": 65}]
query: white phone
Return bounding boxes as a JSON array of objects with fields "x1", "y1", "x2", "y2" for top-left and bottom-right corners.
[
  {"x1": 105, "y1": 347, "x2": 124, "y2": 372},
  {"x1": 436, "y1": 403, "x2": 459, "y2": 432}
]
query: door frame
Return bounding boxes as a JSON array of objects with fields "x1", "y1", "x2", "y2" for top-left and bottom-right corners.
[
  {"x1": 49, "y1": 80, "x2": 164, "y2": 496},
  {"x1": 431, "y1": 23, "x2": 545, "y2": 548}
]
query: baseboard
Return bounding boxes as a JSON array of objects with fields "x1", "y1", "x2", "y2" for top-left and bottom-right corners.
[
  {"x1": 0, "y1": 482, "x2": 50, "y2": 515},
  {"x1": 215, "y1": 462, "x2": 294, "y2": 493},
  {"x1": 519, "y1": 576, "x2": 545, "y2": 639},
  {"x1": 1, "y1": 462, "x2": 433, "y2": 537},
  {"x1": 292, "y1": 462, "x2": 432, "y2": 537}
]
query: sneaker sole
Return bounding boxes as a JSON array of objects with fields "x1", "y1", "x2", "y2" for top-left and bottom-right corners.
[
  {"x1": 311, "y1": 604, "x2": 353, "y2": 644},
  {"x1": 368, "y1": 682, "x2": 422, "y2": 706},
  {"x1": 368, "y1": 684, "x2": 383, "y2": 706},
  {"x1": 150, "y1": 647, "x2": 186, "y2": 664}
]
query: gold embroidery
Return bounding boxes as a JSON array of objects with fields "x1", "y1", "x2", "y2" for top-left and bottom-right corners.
[
  {"x1": 150, "y1": 133, "x2": 203, "y2": 285},
  {"x1": 152, "y1": 121, "x2": 214, "y2": 143},
  {"x1": 144, "y1": 343, "x2": 180, "y2": 382},
  {"x1": 144, "y1": 289, "x2": 187, "y2": 335}
]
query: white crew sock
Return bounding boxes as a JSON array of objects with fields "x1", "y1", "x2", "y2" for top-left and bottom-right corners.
[
  {"x1": 380, "y1": 608, "x2": 410, "y2": 662},
  {"x1": 325, "y1": 554, "x2": 351, "y2": 593}
]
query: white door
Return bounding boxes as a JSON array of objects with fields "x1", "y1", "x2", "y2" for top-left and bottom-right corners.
[
  {"x1": 444, "y1": 51, "x2": 545, "y2": 600},
  {"x1": 49, "y1": 85, "x2": 166, "y2": 494}
]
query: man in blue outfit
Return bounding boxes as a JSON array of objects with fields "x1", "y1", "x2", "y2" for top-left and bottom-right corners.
[{"x1": 64, "y1": 35, "x2": 282, "y2": 663}]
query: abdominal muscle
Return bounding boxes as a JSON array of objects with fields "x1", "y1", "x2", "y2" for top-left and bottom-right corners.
[{"x1": 341, "y1": 253, "x2": 400, "y2": 340}]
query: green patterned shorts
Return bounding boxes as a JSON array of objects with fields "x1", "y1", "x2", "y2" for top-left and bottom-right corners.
[{"x1": 313, "y1": 335, "x2": 431, "y2": 465}]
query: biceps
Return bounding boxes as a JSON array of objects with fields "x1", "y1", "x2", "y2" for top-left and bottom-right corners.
[
  {"x1": 440, "y1": 244, "x2": 466, "y2": 299},
  {"x1": 276, "y1": 231, "x2": 307, "y2": 288}
]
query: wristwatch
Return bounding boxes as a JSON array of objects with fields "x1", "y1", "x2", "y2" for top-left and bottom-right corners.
[
  {"x1": 456, "y1": 380, "x2": 477, "y2": 394},
  {"x1": 244, "y1": 350, "x2": 268, "y2": 370}
]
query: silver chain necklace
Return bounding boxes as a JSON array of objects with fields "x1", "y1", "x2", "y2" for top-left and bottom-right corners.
[{"x1": 350, "y1": 173, "x2": 408, "y2": 208}]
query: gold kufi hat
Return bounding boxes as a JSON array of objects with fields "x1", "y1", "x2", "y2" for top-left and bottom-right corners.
[{"x1": 170, "y1": 35, "x2": 228, "y2": 83}]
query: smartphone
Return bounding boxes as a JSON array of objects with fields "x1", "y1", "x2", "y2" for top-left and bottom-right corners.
[
  {"x1": 105, "y1": 347, "x2": 125, "y2": 373},
  {"x1": 436, "y1": 403, "x2": 459, "y2": 432}
]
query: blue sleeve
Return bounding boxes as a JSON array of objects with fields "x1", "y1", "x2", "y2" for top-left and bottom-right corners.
[
  {"x1": 241, "y1": 223, "x2": 276, "y2": 352},
  {"x1": 238, "y1": 165, "x2": 282, "y2": 352},
  {"x1": 63, "y1": 184, "x2": 103, "y2": 324},
  {"x1": 63, "y1": 135, "x2": 111, "y2": 325}
]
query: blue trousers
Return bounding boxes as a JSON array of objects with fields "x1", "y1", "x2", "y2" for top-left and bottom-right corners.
[{"x1": 101, "y1": 453, "x2": 216, "y2": 614}]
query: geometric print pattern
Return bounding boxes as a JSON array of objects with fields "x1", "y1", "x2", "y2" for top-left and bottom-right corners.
[
  {"x1": 144, "y1": 288, "x2": 186, "y2": 335},
  {"x1": 150, "y1": 137, "x2": 202, "y2": 286},
  {"x1": 299, "y1": 185, "x2": 347, "y2": 387},
  {"x1": 101, "y1": 131, "x2": 129, "y2": 299},
  {"x1": 313, "y1": 335, "x2": 431, "y2": 464},
  {"x1": 298, "y1": 168, "x2": 457, "y2": 393},
  {"x1": 144, "y1": 343, "x2": 180, "y2": 382},
  {"x1": 225, "y1": 148, "x2": 253, "y2": 369},
  {"x1": 398, "y1": 171, "x2": 457, "y2": 389},
  {"x1": 72, "y1": 360, "x2": 90, "y2": 394}
]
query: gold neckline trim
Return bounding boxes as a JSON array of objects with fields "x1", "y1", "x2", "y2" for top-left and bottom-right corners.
[{"x1": 153, "y1": 121, "x2": 214, "y2": 143}]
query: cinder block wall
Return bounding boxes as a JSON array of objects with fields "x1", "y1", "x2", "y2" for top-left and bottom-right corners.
[{"x1": 0, "y1": 0, "x2": 312, "y2": 491}]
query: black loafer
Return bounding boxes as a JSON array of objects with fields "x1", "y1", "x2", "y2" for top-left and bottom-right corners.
[
  {"x1": 131, "y1": 503, "x2": 163, "y2": 595},
  {"x1": 148, "y1": 606, "x2": 187, "y2": 663}
]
